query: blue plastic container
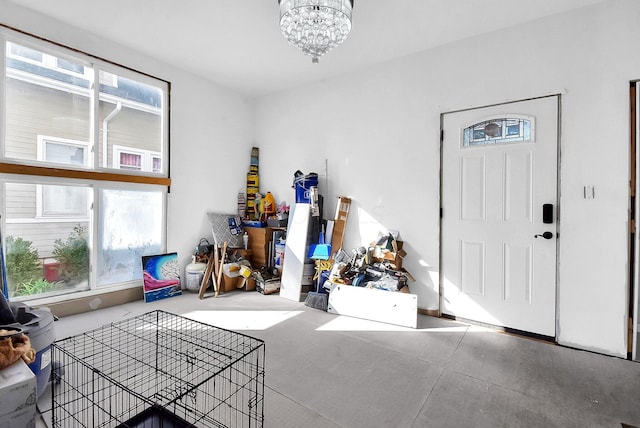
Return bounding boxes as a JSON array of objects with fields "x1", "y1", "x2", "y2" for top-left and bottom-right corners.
[
  {"x1": 11, "y1": 304, "x2": 55, "y2": 398},
  {"x1": 294, "y1": 173, "x2": 318, "y2": 203}
]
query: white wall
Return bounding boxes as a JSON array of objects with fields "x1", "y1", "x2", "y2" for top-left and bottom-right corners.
[
  {"x1": 167, "y1": 76, "x2": 254, "y2": 272},
  {"x1": 1, "y1": 3, "x2": 255, "y2": 282},
  {"x1": 254, "y1": 0, "x2": 640, "y2": 357}
]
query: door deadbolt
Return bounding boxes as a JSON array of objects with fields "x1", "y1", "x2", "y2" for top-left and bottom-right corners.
[
  {"x1": 542, "y1": 204, "x2": 553, "y2": 224},
  {"x1": 534, "y1": 232, "x2": 554, "y2": 239}
]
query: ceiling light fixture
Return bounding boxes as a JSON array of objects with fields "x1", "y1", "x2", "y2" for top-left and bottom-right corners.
[{"x1": 278, "y1": 0, "x2": 354, "y2": 64}]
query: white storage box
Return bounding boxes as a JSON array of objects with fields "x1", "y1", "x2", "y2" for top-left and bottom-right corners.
[
  {"x1": 328, "y1": 284, "x2": 418, "y2": 328},
  {"x1": 0, "y1": 407, "x2": 36, "y2": 428},
  {"x1": 0, "y1": 360, "x2": 36, "y2": 427}
]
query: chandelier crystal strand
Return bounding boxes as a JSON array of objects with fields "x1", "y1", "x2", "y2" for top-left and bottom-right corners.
[{"x1": 279, "y1": 0, "x2": 353, "y2": 63}]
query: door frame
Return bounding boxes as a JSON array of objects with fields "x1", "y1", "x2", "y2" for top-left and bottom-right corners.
[
  {"x1": 630, "y1": 82, "x2": 639, "y2": 361},
  {"x1": 438, "y1": 94, "x2": 562, "y2": 339}
]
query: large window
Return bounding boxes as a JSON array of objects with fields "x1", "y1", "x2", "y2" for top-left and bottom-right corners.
[{"x1": 0, "y1": 27, "x2": 170, "y2": 302}]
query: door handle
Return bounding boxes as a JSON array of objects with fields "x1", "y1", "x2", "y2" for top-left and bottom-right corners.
[{"x1": 534, "y1": 232, "x2": 554, "y2": 239}]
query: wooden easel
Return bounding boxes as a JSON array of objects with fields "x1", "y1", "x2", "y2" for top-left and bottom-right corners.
[
  {"x1": 198, "y1": 242, "x2": 228, "y2": 299},
  {"x1": 198, "y1": 250, "x2": 215, "y2": 299},
  {"x1": 215, "y1": 242, "x2": 228, "y2": 298}
]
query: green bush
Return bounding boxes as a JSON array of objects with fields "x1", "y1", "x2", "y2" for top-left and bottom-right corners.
[
  {"x1": 5, "y1": 236, "x2": 43, "y2": 294},
  {"x1": 12, "y1": 278, "x2": 56, "y2": 297},
  {"x1": 53, "y1": 224, "x2": 89, "y2": 283}
]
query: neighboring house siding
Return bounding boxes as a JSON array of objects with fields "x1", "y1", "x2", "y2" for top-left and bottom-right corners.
[
  {"x1": 101, "y1": 104, "x2": 161, "y2": 166},
  {"x1": 7, "y1": 78, "x2": 161, "y2": 166},
  {"x1": 6, "y1": 78, "x2": 90, "y2": 161},
  {"x1": 6, "y1": 222, "x2": 85, "y2": 259},
  {"x1": 5, "y1": 182, "x2": 86, "y2": 259},
  {"x1": 109, "y1": 107, "x2": 161, "y2": 151},
  {"x1": 5, "y1": 182, "x2": 36, "y2": 218}
]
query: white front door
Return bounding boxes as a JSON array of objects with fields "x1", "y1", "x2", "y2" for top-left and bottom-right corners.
[{"x1": 441, "y1": 96, "x2": 558, "y2": 337}]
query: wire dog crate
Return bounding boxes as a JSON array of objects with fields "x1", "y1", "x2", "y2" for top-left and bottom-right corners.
[{"x1": 51, "y1": 310, "x2": 265, "y2": 427}]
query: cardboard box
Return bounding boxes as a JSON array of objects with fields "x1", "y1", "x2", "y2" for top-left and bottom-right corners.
[
  {"x1": 245, "y1": 227, "x2": 270, "y2": 246},
  {"x1": 256, "y1": 277, "x2": 280, "y2": 295},
  {"x1": 330, "y1": 197, "x2": 351, "y2": 257},
  {"x1": 372, "y1": 239, "x2": 406, "y2": 269},
  {"x1": 221, "y1": 274, "x2": 256, "y2": 292},
  {"x1": 244, "y1": 226, "x2": 273, "y2": 267},
  {"x1": 244, "y1": 277, "x2": 256, "y2": 291},
  {"x1": 0, "y1": 360, "x2": 36, "y2": 420}
]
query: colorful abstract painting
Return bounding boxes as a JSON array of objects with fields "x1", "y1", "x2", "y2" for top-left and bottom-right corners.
[{"x1": 141, "y1": 252, "x2": 181, "y2": 303}]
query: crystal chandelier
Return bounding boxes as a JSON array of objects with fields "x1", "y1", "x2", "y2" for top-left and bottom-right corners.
[{"x1": 278, "y1": 0, "x2": 354, "y2": 64}]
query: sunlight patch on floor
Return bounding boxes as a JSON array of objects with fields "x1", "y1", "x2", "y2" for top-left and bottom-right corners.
[
  {"x1": 182, "y1": 310, "x2": 303, "y2": 330},
  {"x1": 316, "y1": 315, "x2": 470, "y2": 333}
]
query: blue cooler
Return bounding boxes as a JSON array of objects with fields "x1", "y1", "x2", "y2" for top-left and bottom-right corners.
[
  {"x1": 293, "y1": 172, "x2": 318, "y2": 203},
  {"x1": 9, "y1": 303, "x2": 55, "y2": 398}
]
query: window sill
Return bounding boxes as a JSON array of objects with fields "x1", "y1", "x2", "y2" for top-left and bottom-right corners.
[
  {"x1": 19, "y1": 282, "x2": 145, "y2": 317},
  {"x1": 0, "y1": 162, "x2": 171, "y2": 186}
]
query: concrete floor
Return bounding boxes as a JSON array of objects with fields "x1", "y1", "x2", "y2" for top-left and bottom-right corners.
[{"x1": 36, "y1": 290, "x2": 640, "y2": 428}]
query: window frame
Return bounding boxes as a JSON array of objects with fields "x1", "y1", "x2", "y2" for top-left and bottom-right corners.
[
  {"x1": 35, "y1": 134, "x2": 91, "y2": 219},
  {"x1": 37, "y1": 135, "x2": 91, "y2": 168},
  {"x1": 36, "y1": 182, "x2": 91, "y2": 219},
  {"x1": 113, "y1": 144, "x2": 162, "y2": 173}
]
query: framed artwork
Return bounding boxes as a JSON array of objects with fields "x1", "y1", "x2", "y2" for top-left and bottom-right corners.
[{"x1": 141, "y1": 252, "x2": 181, "y2": 303}]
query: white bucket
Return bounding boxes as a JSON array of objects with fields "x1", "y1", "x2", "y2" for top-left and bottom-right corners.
[{"x1": 185, "y1": 262, "x2": 207, "y2": 291}]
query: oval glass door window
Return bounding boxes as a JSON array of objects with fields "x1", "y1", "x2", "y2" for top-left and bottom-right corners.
[{"x1": 463, "y1": 116, "x2": 534, "y2": 147}]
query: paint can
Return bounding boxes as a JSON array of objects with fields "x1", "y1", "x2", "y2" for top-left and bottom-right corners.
[{"x1": 301, "y1": 262, "x2": 315, "y2": 285}]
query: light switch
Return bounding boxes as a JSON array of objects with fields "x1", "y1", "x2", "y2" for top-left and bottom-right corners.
[{"x1": 584, "y1": 185, "x2": 595, "y2": 199}]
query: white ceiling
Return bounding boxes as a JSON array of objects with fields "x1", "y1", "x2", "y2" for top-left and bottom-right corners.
[{"x1": 6, "y1": 0, "x2": 607, "y2": 97}]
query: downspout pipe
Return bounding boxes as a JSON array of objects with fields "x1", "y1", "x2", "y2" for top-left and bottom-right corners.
[{"x1": 102, "y1": 101, "x2": 122, "y2": 168}]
